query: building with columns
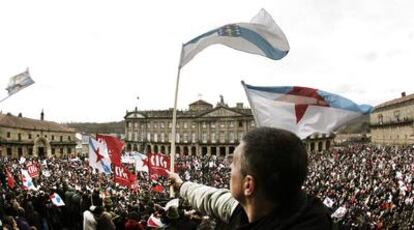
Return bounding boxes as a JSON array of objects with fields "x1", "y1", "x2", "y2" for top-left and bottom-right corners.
[
  {"x1": 370, "y1": 92, "x2": 414, "y2": 144},
  {"x1": 124, "y1": 99, "x2": 255, "y2": 156},
  {"x1": 125, "y1": 98, "x2": 334, "y2": 156},
  {"x1": 0, "y1": 112, "x2": 76, "y2": 158}
]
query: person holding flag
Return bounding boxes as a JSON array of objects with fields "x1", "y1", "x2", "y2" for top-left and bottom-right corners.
[{"x1": 168, "y1": 127, "x2": 332, "y2": 229}]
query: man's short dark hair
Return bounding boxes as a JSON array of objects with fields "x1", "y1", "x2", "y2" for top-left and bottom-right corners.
[{"x1": 241, "y1": 127, "x2": 308, "y2": 203}]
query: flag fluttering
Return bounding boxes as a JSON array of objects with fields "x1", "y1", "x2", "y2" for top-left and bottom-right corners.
[
  {"x1": 50, "y1": 193, "x2": 65, "y2": 206},
  {"x1": 21, "y1": 169, "x2": 36, "y2": 191},
  {"x1": 243, "y1": 82, "x2": 373, "y2": 139},
  {"x1": 179, "y1": 8, "x2": 289, "y2": 68},
  {"x1": 6, "y1": 68, "x2": 35, "y2": 96},
  {"x1": 6, "y1": 170, "x2": 15, "y2": 189},
  {"x1": 96, "y1": 134, "x2": 124, "y2": 166},
  {"x1": 88, "y1": 137, "x2": 112, "y2": 174}
]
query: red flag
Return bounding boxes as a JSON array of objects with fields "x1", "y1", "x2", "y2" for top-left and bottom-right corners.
[
  {"x1": 96, "y1": 134, "x2": 124, "y2": 166},
  {"x1": 114, "y1": 164, "x2": 136, "y2": 187},
  {"x1": 148, "y1": 153, "x2": 177, "y2": 177},
  {"x1": 6, "y1": 170, "x2": 15, "y2": 189},
  {"x1": 152, "y1": 184, "x2": 165, "y2": 193}
]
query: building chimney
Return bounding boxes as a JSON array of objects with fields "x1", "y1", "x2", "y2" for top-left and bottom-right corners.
[
  {"x1": 41, "y1": 109, "x2": 44, "y2": 121},
  {"x1": 18, "y1": 113, "x2": 22, "y2": 117},
  {"x1": 401, "y1": 92, "x2": 406, "y2": 97}
]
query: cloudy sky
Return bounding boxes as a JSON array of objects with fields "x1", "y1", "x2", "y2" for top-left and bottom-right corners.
[{"x1": 0, "y1": 0, "x2": 413, "y2": 123}]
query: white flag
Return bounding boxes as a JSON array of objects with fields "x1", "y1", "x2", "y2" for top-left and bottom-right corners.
[
  {"x1": 243, "y1": 82, "x2": 373, "y2": 139},
  {"x1": 6, "y1": 68, "x2": 35, "y2": 96},
  {"x1": 180, "y1": 9, "x2": 289, "y2": 68},
  {"x1": 88, "y1": 137, "x2": 112, "y2": 174}
]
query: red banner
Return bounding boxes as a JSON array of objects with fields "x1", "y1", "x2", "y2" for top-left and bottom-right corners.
[
  {"x1": 114, "y1": 164, "x2": 136, "y2": 188},
  {"x1": 26, "y1": 162, "x2": 39, "y2": 178},
  {"x1": 148, "y1": 153, "x2": 176, "y2": 177},
  {"x1": 96, "y1": 134, "x2": 124, "y2": 166}
]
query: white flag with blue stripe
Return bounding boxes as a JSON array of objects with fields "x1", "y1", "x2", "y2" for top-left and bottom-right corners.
[
  {"x1": 243, "y1": 82, "x2": 373, "y2": 139},
  {"x1": 88, "y1": 137, "x2": 112, "y2": 175},
  {"x1": 6, "y1": 68, "x2": 35, "y2": 96},
  {"x1": 180, "y1": 9, "x2": 289, "y2": 68}
]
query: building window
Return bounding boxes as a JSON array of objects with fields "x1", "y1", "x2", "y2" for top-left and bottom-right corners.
[
  {"x1": 18, "y1": 133, "x2": 21, "y2": 141},
  {"x1": 176, "y1": 134, "x2": 180, "y2": 143},
  {"x1": 183, "y1": 133, "x2": 188, "y2": 143},
  {"x1": 147, "y1": 123, "x2": 151, "y2": 128},
  {"x1": 169, "y1": 122, "x2": 172, "y2": 128},
  {"x1": 378, "y1": 114, "x2": 383, "y2": 124},
  {"x1": 134, "y1": 122, "x2": 138, "y2": 128},
  {"x1": 154, "y1": 134, "x2": 158, "y2": 142},
  {"x1": 52, "y1": 135, "x2": 55, "y2": 140},
  {"x1": 211, "y1": 133, "x2": 216, "y2": 143},
  {"x1": 394, "y1": 110, "x2": 401, "y2": 121},
  {"x1": 7, "y1": 132, "x2": 10, "y2": 138},
  {"x1": 52, "y1": 148, "x2": 55, "y2": 155},
  {"x1": 238, "y1": 121, "x2": 243, "y2": 128},
  {"x1": 18, "y1": 148, "x2": 23, "y2": 156},
  {"x1": 67, "y1": 147, "x2": 71, "y2": 154},
  {"x1": 202, "y1": 133, "x2": 207, "y2": 143},
  {"x1": 60, "y1": 148, "x2": 64, "y2": 154},
  {"x1": 220, "y1": 132, "x2": 225, "y2": 143},
  {"x1": 161, "y1": 122, "x2": 165, "y2": 128},
  {"x1": 220, "y1": 122, "x2": 225, "y2": 128},
  {"x1": 60, "y1": 136, "x2": 63, "y2": 142},
  {"x1": 192, "y1": 123, "x2": 196, "y2": 129},
  {"x1": 147, "y1": 133, "x2": 151, "y2": 142},
  {"x1": 211, "y1": 122, "x2": 216, "y2": 128},
  {"x1": 7, "y1": 148, "x2": 12, "y2": 156},
  {"x1": 45, "y1": 135, "x2": 47, "y2": 138},
  {"x1": 161, "y1": 133, "x2": 165, "y2": 142},
  {"x1": 229, "y1": 121, "x2": 234, "y2": 128},
  {"x1": 154, "y1": 122, "x2": 158, "y2": 128},
  {"x1": 184, "y1": 122, "x2": 188, "y2": 129},
  {"x1": 28, "y1": 134, "x2": 32, "y2": 139},
  {"x1": 68, "y1": 136, "x2": 71, "y2": 141},
  {"x1": 192, "y1": 133, "x2": 196, "y2": 143},
  {"x1": 202, "y1": 122, "x2": 207, "y2": 129},
  {"x1": 28, "y1": 148, "x2": 33, "y2": 155},
  {"x1": 230, "y1": 133, "x2": 235, "y2": 143}
]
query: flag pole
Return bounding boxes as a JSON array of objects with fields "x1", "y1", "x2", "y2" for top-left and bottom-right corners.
[
  {"x1": 170, "y1": 44, "x2": 184, "y2": 197},
  {"x1": 241, "y1": 81, "x2": 260, "y2": 126},
  {"x1": 0, "y1": 95, "x2": 12, "y2": 104}
]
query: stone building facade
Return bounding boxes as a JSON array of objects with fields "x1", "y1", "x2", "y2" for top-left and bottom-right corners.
[
  {"x1": 125, "y1": 100, "x2": 255, "y2": 156},
  {"x1": 125, "y1": 99, "x2": 334, "y2": 156},
  {"x1": 0, "y1": 112, "x2": 76, "y2": 158},
  {"x1": 370, "y1": 92, "x2": 414, "y2": 144}
]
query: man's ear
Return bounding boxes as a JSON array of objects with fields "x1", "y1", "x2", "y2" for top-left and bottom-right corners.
[{"x1": 243, "y1": 175, "x2": 255, "y2": 196}]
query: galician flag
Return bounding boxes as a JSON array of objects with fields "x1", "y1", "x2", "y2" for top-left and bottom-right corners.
[
  {"x1": 21, "y1": 169, "x2": 37, "y2": 191},
  {"x1": 50, "y1": 193, "x2": 65, "y2": 206},
  {"x1": 180, "y1": 8, "x2": 289, "y2": 68},
  {"x1": 243, "y1": 82, "x2": 373, "y2": 139},
  {"x1": 88, "y1": 137, "x2": 112, "y2": 174},
  {"x1": 6, "y1": 68, "x2": 35, "y2": 96}
]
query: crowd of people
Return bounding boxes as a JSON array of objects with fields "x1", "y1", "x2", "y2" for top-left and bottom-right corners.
[{"x1": 1, "y1": 143, "x2": 414, "y2": 229}]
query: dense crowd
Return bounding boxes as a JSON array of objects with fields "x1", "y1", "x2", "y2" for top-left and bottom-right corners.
[{"x1": 1, "y1": 143, "x2": 414, "y2": 229}]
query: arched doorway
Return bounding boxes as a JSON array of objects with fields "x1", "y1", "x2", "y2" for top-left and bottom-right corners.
[
  {"x1": 34, "y1": 137, "x2": 50, "y2": 158},
  {"x1": 191, "y1": 147, "x2": 196, "y2": 156},
  {"x1": 161, "y1": 146, "x2": 166, "y2": 154},
  {"x1": 219, "y1": 147, "x2": 226, "y2": 157},
  {"x1": 202, "y1": 147, "x2": 208, "y2": 156},
  {"x1": 183, "y1": 147, "x2": 189, "y2": 155}
]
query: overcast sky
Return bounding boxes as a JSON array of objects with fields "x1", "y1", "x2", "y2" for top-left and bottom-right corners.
[{"x1": 0, "y1": 0, "x2": 413, "y2": 123}]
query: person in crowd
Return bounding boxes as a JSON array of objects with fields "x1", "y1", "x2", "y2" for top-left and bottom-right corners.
[{"x1": 169, "y1": 127, "x2": 332, "y2": 229}]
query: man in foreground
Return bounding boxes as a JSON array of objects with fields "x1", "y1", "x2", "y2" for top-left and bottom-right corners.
[{"x1": 169, "y1": 127, "x2": 332, "y2": 229}]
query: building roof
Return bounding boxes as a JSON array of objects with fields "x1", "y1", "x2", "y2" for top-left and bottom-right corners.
[
  {"x1": 189, "y1": 100, "x2": 212, "y2": 107},
  {"x1": 375, "y1": 93, "x2": 414, "y2": 110},
  {"x1": 0, "y1": 113, "x2": 75, "y2": 133}
]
